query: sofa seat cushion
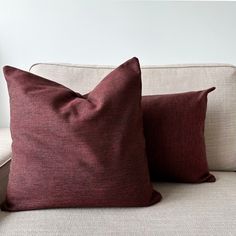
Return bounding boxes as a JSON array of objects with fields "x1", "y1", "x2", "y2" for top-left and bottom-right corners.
[{"x1": 0, "y1": 171, "x2": 235, "y2": 236}]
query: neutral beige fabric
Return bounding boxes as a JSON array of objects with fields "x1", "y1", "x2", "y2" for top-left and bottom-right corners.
[
  {"x1": 30, "y1": 63, "x2": 236, "y2": 171},
  {"x1": 1, "y1": 65, "x2": 235, "y2": 235},
  {"x1": 0, "y1": 128, "x2": 11, "y2": 204},
  {"x1": 0, "y1": 128, "x2": 11, "y2": 167},
  {"x1": 0, "y1": 171, "x2": 235, "y2": 236}
]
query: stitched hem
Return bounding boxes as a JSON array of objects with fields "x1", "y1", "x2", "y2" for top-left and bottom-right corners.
[
  {"x1": 0, "y1": 157, "x2": 11, "y2": 168},
  {"x1": 29, "y1": 63, "x2": 236, "y2": 72}
]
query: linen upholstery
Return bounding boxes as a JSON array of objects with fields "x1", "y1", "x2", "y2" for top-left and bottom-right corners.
[
  {"x1": 0, "y1": 128, "x2": 11, "y2": 167},
  {"x1": 0, "y1": 172, "x2": 235, "y2": 236},
  {"x1": 0, "y1": 128, "x2": 11, "y2": 204},
  {"x1": 142, "y1": 88, "x2": 216, "y2": 183},
  {"x1": 30, "y1": 63, "x2": 236, "y2": 171},
  {"x1": 3, "y1": 58, "x2": 161, "y2": 211},
  {"x1": 0, "y1": 62, "x2": 235, "y2": 235}
]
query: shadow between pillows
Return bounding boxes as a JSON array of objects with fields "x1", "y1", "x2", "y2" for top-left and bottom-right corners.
[
  {"x1": 142, "y1": 88, "x2": 216, "y2": 183},
  {"x1": 2, "y1": 57, "x2": 161, "y2": 211}
]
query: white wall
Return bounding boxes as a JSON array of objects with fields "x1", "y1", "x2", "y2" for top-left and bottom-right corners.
[{"x1": 1, "y1": 1, "x2": 236, "y2": 127}]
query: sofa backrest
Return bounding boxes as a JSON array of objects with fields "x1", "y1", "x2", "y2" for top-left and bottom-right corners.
[{"x1": 30, "y1": 62, "x2": 236, "y2": 171}]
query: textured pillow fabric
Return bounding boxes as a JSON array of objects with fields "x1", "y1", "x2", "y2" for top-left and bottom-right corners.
[
  {"x1": 142, "y1": 88, "x2": 216, "y2": 183},
  {"x1": 2, "y1": 57, "x2": 161, "y2": 211}
]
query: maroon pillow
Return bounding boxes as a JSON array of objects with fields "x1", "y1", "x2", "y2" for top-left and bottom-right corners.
[
  {"x1": 142, "y1": 88, "x2": 216, "y2": 183},
  {"x1": 2, "y1": 57, "x2": 161, "y2": 211}
]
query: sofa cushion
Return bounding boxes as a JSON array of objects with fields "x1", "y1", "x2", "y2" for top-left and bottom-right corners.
[
  {"x1": 142, "y1": 88, "x2": 216, "y2": 183},
  {"x1": 30, "y1": 63, "x2": 236, "y2": 171},
  {"x1": 2, "y1": 58, "x2": 161, "y2": 211},
  {"x1": 0, "y1": 171, "x2": 235, "y2": 236}
]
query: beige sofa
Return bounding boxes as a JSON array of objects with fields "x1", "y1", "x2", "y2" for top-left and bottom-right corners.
[{"x1": 0, "y1": 63, "x2": 236, "y2": 235}]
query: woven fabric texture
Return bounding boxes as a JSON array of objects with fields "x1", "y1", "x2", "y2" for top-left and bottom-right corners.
[
  {"x1": 30, "y1": 63, "x2": 236, "y2": 171},
  {"x1": 0, "y1": 129, "x2": 11, "y2": 205},
  {"x1": 2, "y1": 58, "x2": 161, "y2": 211},
  {"x1": 0, "y1": 128, "x2": 11, "y2": 167},
  {"x1": 0, "y1": 172, "x2": 235, "y2": 236},
  {"x1": 142, "y1": 88, "x2": 216, "y2": 183}
]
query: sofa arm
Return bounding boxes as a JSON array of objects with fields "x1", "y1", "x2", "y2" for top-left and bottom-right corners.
[{"x1": 0, "y1": 128, "x2": 12, "y2": 204}]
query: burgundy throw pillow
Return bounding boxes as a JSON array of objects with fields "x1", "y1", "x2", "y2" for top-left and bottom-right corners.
[
  {"x1": 2, "y1": 57, "x2": 161, "y2": 211},
  {"x1": 142, "y1": 88, "x2": 216, "y2": 183}
]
